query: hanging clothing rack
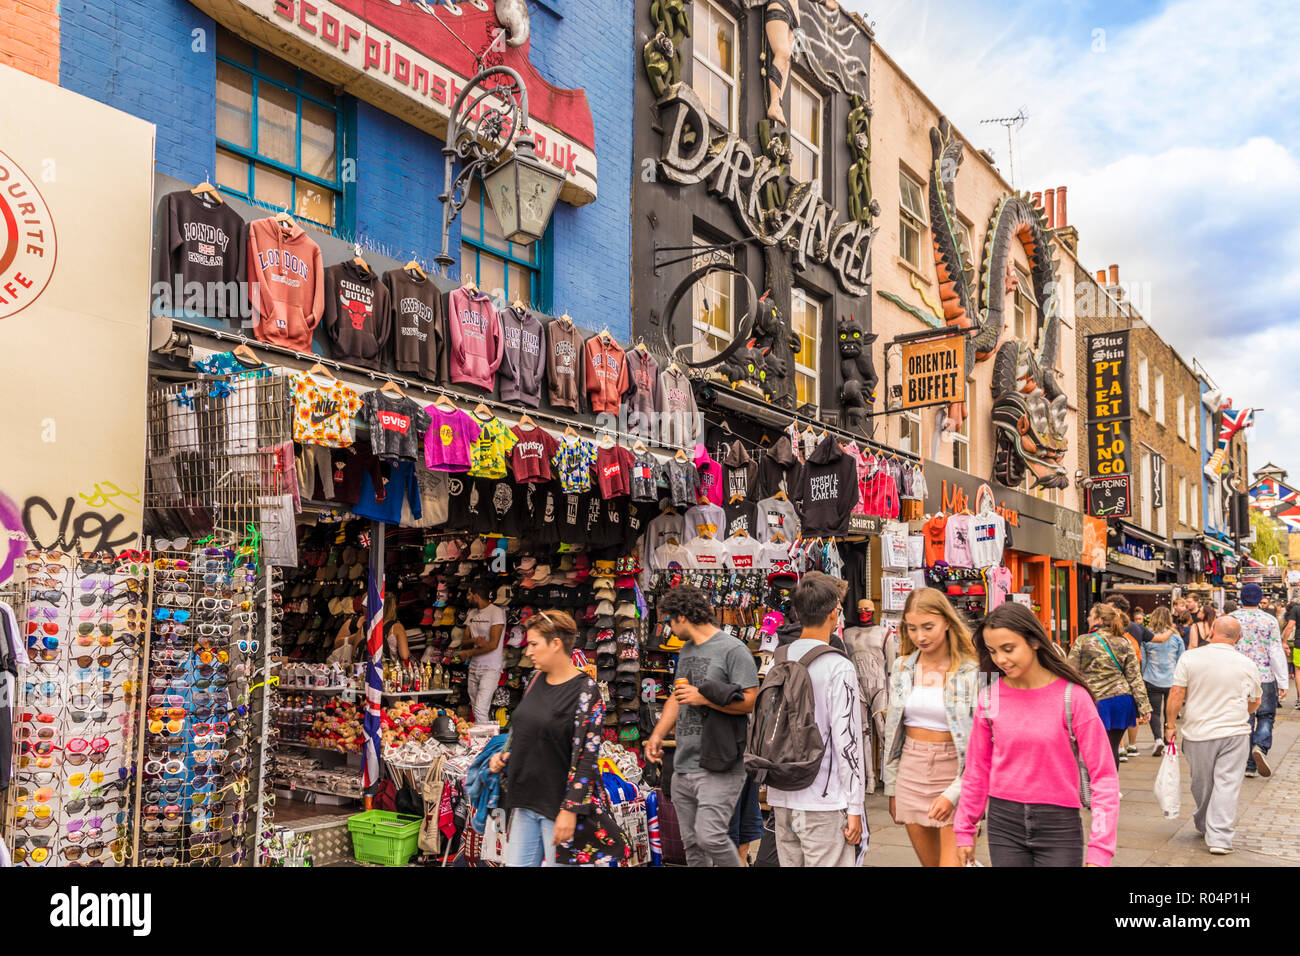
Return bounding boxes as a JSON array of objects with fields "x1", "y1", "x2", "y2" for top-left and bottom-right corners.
[{"x1": 699, "y1": 405, "x2": 921, "y2": 466}]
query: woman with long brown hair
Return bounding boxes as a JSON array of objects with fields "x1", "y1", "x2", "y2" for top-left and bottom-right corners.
[
  {"x1": 1187, "y1": 604, "x2": 1216, "y2": 649},
  {"x1": 881, "y1": 588, "x2": 979, "y2": 867},
  {"x1": 1068, "y1": 603, "x2": 1151, "y2": 770},
  {"x1": 955, "y1": 603, "x2": 1120, "y2": 867}
]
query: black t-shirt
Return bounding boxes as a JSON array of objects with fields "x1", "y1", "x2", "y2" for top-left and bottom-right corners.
[
  {"x1": 557, "y1": 492, "x2": 585, "y2": 545},
  {"x1": 473, "y1": 479, "x2": 523, "y2": 537},
  {"x1": 724, "y1": 499, "x2": 760, "y2": 539},
  {"x1": 528, "y1": 481, "x2": 562, "y2": 546},
  {"x1": 1285, "y1": 606, "x2": 1300, "y2": 643},
  {"x1": 443, "y1": 474, "x2": 474, "y2": 532},
  {"x1": 1127, "y1": 622, "x2": 1154, "y2": 644},
  {"x1": 505, "y1": 674, "x2": 590, "y2": 818}
]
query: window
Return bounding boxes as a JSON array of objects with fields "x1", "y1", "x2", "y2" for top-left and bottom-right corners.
[
  {"x1": 1158, "y1": 459, "x2": 1169, "y2": 536},
  {"x1": 1154, "y1": 371, "x2": 1165, "y2": 424},
  {"x1": 956, "y1": 221, "x2": 975, "y2": 273},
  {"x1": 899, "y1": 169, "x2": 928, "y2": 270},
  {"x1": 689, "y1": 238, "x2": 734, "y2": 359},
  {"x1": 900, "y1": 411, "x2": 922, "y2": 456},
  {"x1": 791, "y1": 288, "x2": 821, "y2": 410},
  {"x1": 952, "y1": 396, "x2": 970, "y2": 471},
  {"x1": 215, "y1": 31, "x2": 341, "y2": 228},
  {"x1": 1176, "y1": 394, "x2": 1186, "y2": 439},
  {"x1": 1013, "y1": 267, "x2": 1034, "y2": 342},
  {"x1": 1140, "y1": 451, "x2": 1152, "y2": 529},
  {"x1": 788, "y1": 78, "x2": 822, "y2": 184},
  {"x1": 691, "y1": 0, "x2": 738, "y2": 130},
  {"x1": 1179, "y1": 476, "x2": 1187, "y2": 525},
  {"x1": 1137, "y1": 355, "x2": 1149, "y2": 411},
  {"x1": 460, "y1": 179, "x2": 544, "y2": 306},
  {"x1": 1190, "y1": 410, "x2": 1198, "y2": 451}
]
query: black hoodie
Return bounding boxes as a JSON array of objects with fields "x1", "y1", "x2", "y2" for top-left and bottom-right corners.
[
  {"x1": 721, "y1": 442, "x2": 759, "y2": 502},
  {"x1": 324, "y1": 259, "x2": 391, "y2": 370},
  {"x1": 794, "y1": 435, "x2": 859, "y2": 536},
  {"x1": 759, "y1": 435, "x2": 802, "y2": 498}
]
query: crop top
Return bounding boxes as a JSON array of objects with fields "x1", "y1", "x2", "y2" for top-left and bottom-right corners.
[{"x1": 902, "y1": 683, "x2": 949, "y2": 732}]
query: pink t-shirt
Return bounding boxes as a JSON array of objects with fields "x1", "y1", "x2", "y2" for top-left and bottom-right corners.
[
  {"x1": 944, "y1": 514, "x2": 973, "y2": 568},
  {"x1": 987, "y1": 566, "x2": 1013, "y2": 611},
  {"x1": 424, "y1": 406, "x2": 481, "y2": 472},
  {"x1": 954, "y1": 679, "x2": 1120, "y2": 867}
]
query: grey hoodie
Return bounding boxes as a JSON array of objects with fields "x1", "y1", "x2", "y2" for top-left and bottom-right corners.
[
  {"x1": 499, "y1": 306, "x2": 546, "y2": 407},
  {"x1": 626, "y1": 348, "x2": 661, "y2": 440},
  {"x1": 658, "y1": 364, "x2": 699, "y2": 449}
]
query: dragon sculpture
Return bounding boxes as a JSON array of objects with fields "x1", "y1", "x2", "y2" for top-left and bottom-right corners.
[{"x1": 926, "y1": 117, "x2": 1067, "y2": 489}]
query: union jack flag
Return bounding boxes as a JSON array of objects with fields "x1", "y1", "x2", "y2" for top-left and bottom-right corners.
[
  {"x1": 362, "y1": 560, "x2": 385, "y2": 789},
  {"x1": 1218, "y1": 406, "x2": 1253, "y2": 445}
]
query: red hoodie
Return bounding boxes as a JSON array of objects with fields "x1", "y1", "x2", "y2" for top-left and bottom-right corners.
[
  {"x1": 584, "y1": 334, "x2": 628, "y2": 414},
  {"x1": 447, "y1": 288, "x2": 504, "y2": 391},
  {"x1": 247, "y1": 217, "x2": 325, "y2": 352}
]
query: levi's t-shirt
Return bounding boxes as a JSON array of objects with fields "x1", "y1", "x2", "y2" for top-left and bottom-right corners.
[
  {"x1": 510, "y1": 425, "x2": 559, "y2": 483},
  {"x1": 361, "y1": 391, "x2": 431, "y2": 462},
  {"x1": 724, "y1": 535, "x2": 763, "y2": 569},
  {"x1": 595, "y1": 445, "x2": 636, "y2": 499}
]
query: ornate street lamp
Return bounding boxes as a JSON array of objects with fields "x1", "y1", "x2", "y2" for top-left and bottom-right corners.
[{"x1": 435, "y1": 63, "x2": 566, "y2": 276}]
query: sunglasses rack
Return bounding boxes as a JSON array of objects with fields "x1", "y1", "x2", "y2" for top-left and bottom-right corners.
[{"x1": 3, "y1": 548, "x2": 148, "y2": 867}]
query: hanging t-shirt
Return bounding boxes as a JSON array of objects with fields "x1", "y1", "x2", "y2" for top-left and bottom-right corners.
[
  {"x1": 686, "y1": 535, "x2": 729, "y2": 569},
  {"x1": 556, "y1": 492, "x2": 586, "y2": 545},
  {"x1": 987, "y1": 565, "x2": 1014, "y2": 612},
  {"x1": 509, "y1": 425, "x2": 559, "y2": 484},
  {"x1": 683, "y1": 503, "x2": 725, "y2": 542},
  {"x1": 630, "y1": 453, "x2": 663, "y2": 503},
  {"x1": 159, "y1": 190, "x2": 248, "y2": 321},
  {"x1": 524, "y1": 481, "x2": 561, "y2": 545},
  {"x1": 923, "y1": 515, "x2": 948, "y2": 566},
  {"x1": 474, "y1": 479, "x2": 523, "y2": 537},
  {"x1": 361, "y1": 391, "x2": 432, "y2": 461},
  {"x1": 724, "y1": 498, "x2": 760, "y2": 539},
  {"x1": 944, "y1": 514, "x2": 974, "y2": 568},
  {"x1": 467, "y1": 416, "x2": 518, "y2": 479},
  {"x1": 402, "y1": 467, "x2": 449, "y2": 529},
  {"x1": 352, "y1": 461, "x2": 420, "y2": 524},
  {"x1": 582, "y1": 492, "x2": 609, "y2": 545},
  {"x1": 757, "y1": 539, "x2": 791, "y2": 570},
  {"x1": 755, "y1": 495, "x2": 799, "y2": 544},
  {"x1": 907, "y1": 534, "x2": 926, "y2": 570},
  {"x1": 968, "y1": 513, "x2": 1007, "y2": 569},
  {"x1": 552, "y1": 436, "x2": 598, "y2": 494},
  {"x1": 643, "y1": 513, "x2": 686, "y2": 573},
  {"x1": 724, "y1": 535, "x2": 763, "y2": 570},
  {"x1": 654, "y1": 542, "x2": 693, "y2": 570},
  {"x1": 442, "y1": 473, "x2": 474, "y2": 532},
  {"x1": 290, "y1": 372, "x2": 363, "y2": 447},
  {"x1": 385, "y1": 267, "x2": 444, "y2": 382},
  {"x1": 424, "y1": 406, "x2": 481, "y2": 472},
  {"x1": 663, "y1": 458, "x2": 700, "y2": 508},
  {"x1": 595, "y1": 445, "x2": 636, "y2": 499}
]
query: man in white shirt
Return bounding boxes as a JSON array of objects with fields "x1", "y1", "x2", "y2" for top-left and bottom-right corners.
[
  {"x1": 461, "y1": 581, "x2": 506, "y2": 723},
  {"x1": 766, "y1": 572, "x2": 866, "y2": 866},
  {"x1": 1165, "y1": 616, "x2": 1262, "y2": 855}
]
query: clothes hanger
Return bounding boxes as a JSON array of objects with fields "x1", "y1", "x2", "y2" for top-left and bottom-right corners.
[
  {"x1": 231, "y1": 343, "x2": 261, "y2": 367},
  {"x1": 432, "y1": 393, "x2": 456, "y2": 412},
  {"x1": 191, "y1": 173, "x2": 222, "y2": 204},
  {"x1": 774, "y1": 488, "x2": 789, "y2": 501},
  {"x1": 403, "y1": 255, "x2": 427, "y2": 280},
  {"x1": 674, "y1": 448, "x2": 689, "y2": 462},
  {"x1": 517, "y1": 413, "x2": 537, "y2": 429},
  {"x1": 380, "y1": 380, "x2": 406, "y2": 399},
  {"x1": 632, "y1": 439, "x2": 648, "y2": 454},
  {"x1": 307, "y1": 361, "x2": 335, "y2": 382},
  {"x1": 463, "y1": 275, "x2": 479, "y2": 293},
  {"x1": 351, "y1": 244, "x2": 371, "y2": 275},
  {"x1": 728, "y1": 527, "x2": 749, "y2": 539},
  {"x1": 770, "y1": 531, "x2": 788, "y2": 544},
  {"x1": 563, "y1": 425, "x2": 579, "y2": 440},
  {"x1": 472, "y1": 403, "x2": 493, "y2": 420},
  {"x1": 560, "y1": 311, "x2": 573, "y2": 328},
  {"x1": 275, "y1": 205, "x2": 296, "y2": 232},
  {"x1": 599, "y1": 431, "x2": 616, "y2": 448}
]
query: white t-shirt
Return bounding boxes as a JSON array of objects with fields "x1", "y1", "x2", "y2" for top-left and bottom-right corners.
[
  {"x1": 465, "y1": 604, "x2": 506, "y2": 673},
  {"x1": 757, "y1": 540, "x2": 791, "y2": 570},
  {"x1": 654, "y1": 542, "x2": 694, "y2": 570},
  {"x1": 1171, "y1": 642, "x2": 1262, "y2": 741},
  {"x1": 683, "y1": 503, "x2": 726, "y2": 542},
  {"x1": 724, "y1": 535, "x2": 763, "y2": 569},
  {"x1": 967, "y1": 514, "x2": 1006, "y2": 569},
  {"x1": 686, "y1": 535, "x2": 729, "y2": 569}
]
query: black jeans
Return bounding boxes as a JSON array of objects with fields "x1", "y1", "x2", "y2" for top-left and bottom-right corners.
[
  {"x1": 987, "y1": 796, "x2": 1085, "y2": 867},
  {"x1": 1106, "y1": 727, "x2": 1127, "y2": 770},
  {"x1": 1145, "y1": 682, "x2": 1170, "y2": 743}
]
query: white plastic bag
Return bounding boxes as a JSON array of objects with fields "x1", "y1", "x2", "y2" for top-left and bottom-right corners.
[{"x1": 1154, "y1": 742, "x2": 1181, "y2": 818}]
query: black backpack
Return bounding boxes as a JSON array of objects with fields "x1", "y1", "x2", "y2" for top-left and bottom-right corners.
[{"x1": 744, "y1": 643, "x2": 845, "y2": 791}]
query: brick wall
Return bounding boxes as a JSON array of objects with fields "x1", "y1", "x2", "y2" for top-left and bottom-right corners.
[{"x1": 1, "y1": 0, "x2": 60, "y2": 82}]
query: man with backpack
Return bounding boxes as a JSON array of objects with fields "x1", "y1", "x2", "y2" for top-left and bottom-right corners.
[
  {"x1": 646, "y1": 585, "x2": 759, "y2": 866},
  {"x1": 749, "y1": 572, "x2": 866, "y2": 866}
]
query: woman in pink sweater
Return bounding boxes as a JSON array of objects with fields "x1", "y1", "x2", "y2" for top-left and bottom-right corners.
[{"x1": 955, "y1": 603, "x2": 1120, "y2": 867}]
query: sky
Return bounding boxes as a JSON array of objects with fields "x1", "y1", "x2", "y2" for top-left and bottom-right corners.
[{"x1": 848, "y1": 0, "x2": 1300, "y2": 474}]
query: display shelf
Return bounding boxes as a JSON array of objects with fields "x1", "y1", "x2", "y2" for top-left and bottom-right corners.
[
  {"x1": 278, "y1": 685, "x2": 354, "y2": 693},
  {"x1": 382, "y1": 689, "x2": 454, "y2": 698}
]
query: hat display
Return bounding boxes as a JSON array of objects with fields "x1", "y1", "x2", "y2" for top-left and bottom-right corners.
[
  {"x1": 595, "y1": 599, "x2": 615, "y2": 615},
  {"x1": 494, "y1": 585, "x2": 513, "y2": 606},
  {"x1": 517, "y1": 556, "x2": 537, "y2": 574},
  {"x1": 468, "y1": 538, "x2": 486, "y2": 561},
  {"x1": 618, "y1": 645, "x2": 640, "y2": 661},
  {"x1": 597, "y1": 666, "x2": 616, "y2": 683}
]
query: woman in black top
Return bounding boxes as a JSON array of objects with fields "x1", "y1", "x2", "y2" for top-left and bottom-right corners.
[{"x1": 490, "y1": 610, "x2": 604, "y2": 866}]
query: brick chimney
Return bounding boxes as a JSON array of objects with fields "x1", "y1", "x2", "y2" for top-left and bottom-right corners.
[
  {"x1": 1095, "y1": 270, "x2": 1107, "y2": 284},
  {"x1": 1043, "y1": 188, "x2": 1056, "y2": 229},
  {"x1": 1032, "y1": 191, "x2": 1043, "y2": 213},
  {"x1": 1109, "y1": 263, "x2": 1120, "y2": 285},
  {"x1": 1055, "y1": 186, "x2": 1068, "y2": 228},
  {"x1": 1047, "y1": 184, "x2": 1078, "y2": 254}
]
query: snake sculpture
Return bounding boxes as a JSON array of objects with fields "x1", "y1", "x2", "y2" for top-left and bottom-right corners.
[{"x1": 927, "y1": 117, "x2": 1068, "y2": 490}]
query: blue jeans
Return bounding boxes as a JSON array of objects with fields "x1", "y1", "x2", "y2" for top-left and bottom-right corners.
[
  {"x1": 506, "y1": 808, "x2": 556, "y2": 867},
  {"x1": 1246, "y1": 681, "x2": 1278, "y2": 771}
]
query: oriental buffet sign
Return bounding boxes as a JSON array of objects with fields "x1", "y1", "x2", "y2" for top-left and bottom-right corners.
[{"x1": 656, "y1": 84, "x2": 876, "y2": 296}]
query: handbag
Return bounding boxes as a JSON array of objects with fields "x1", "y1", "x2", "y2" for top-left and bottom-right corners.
[{"x1": 418, "y1": 756, "x2": 447, "y2": 854}]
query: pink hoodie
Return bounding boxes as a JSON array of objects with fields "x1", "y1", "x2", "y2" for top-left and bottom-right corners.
[
  {"x1": 694, "y1": 444, "x2": 723, "y2": 506},
  {"x1": 247, "y1": 217, "x2": 325, "y2": 352},
  {"x1": 447, "y1": 288, "x2": 504, "y2": 391}
]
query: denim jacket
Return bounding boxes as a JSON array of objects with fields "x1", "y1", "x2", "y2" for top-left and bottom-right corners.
[{"x1": 881, "y1": 652, "x2": 979, "y2": 806}]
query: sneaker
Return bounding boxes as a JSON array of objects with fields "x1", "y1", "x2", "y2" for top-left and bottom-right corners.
[
  {"x1": 1125, "y1": 745, "x2": 1139, "y2": 755},
  {"x1": 1293, "y1": 701, "x2": 1300, "y2": 710},
  {"x1": 1252, "y1": 747, "x2": 1272, "y2": 778},
  {"x1": 1118, "y1": 752, "x2": 1129, "y2": 762},
  {"x1": 1152, "y1": 741, "x2": 1165, "y2": 757},
  {"x1": 1245, "y1": 769, "x2": 1258, "y2": 778},
  {"x1": 1209, "y1": 846, "x2": 1234, "y2": 855}
]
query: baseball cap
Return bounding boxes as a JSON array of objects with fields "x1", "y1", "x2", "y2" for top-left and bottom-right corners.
[{"x1": 1241, "y1": 583, "x2": 1263, "y2": 606}]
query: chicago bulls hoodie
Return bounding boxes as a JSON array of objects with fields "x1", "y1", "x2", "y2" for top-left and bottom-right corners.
[
  {"x1": 447, "y1": 288, "x2": 504, "y2": 391},
  {"x1": 794, "y1": 434, "x2": 860, "y2": 537},
  {"x1": 247, "y1": 217, "x2": 325, "y2": 352},
  {"x1": 323, "y1": 259, "x2": 391, "y2": 371}
]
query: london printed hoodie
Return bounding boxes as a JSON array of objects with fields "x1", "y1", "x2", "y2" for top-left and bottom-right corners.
[
  {"x1": 323, "y1": 259, "x2": 391, "y2": 370},
  {"x1": 499, "y1": 306, "x2": 547, "y2": 407},
  {"x1": 794, "y1": 434, "x2": 860, "y2": 537},
  {"x1": 447, "y1": 288, "x2": 504, "y2": 391},
  {"x1": 247, "y1": 217, "x2": 325, "y2": 352}
]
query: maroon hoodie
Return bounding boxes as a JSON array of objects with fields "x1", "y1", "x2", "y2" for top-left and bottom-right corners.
[{"x1": 447, "y1": 288, "x2": 504, "y2": 391}]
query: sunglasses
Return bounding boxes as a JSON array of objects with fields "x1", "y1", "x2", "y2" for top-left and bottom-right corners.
[
  {"x1": 26, "y1": 548, "x2": 70, "y2": 561},
  {"x1": 24, "y1": 561, "x2": 68, "y2": 575},
  {"x1": 154, "y1": 608, "x2": 191, "y2": 622},
  {"x1": 66, "y1": 769, "x2": 107, "y2": 788},
  {"x1": 26, "y1": 605, "x2": 60, "y2": 621},
  {"x1": 64, "y1": 793, "x2": 129, "y2": 815},
  {"x1": 154, "y1": 558, "x2": 190, "y2": 571},
  {"x1": 155, "y1": 537, "x2": 191, "y2": 552},
  {"x1": 143, "y1": 757, "x2": 187, "y2": 776},
  {"x1": 158, "y1": 593, "x2": 194, "y2": 608},
  {"x1": 14, "y1": 784, "x2": 57, "y2": 802},
  {"x1": 26, "y1": 621, "x2": 60, "y2": 637},
  {"x1": 235, "y1": 639, "x2": 260, "y2": 655},
  {"x1": 61, "y1": 843, "x2": 111, "y2": 861},
  {"x1": 14, "y1": 803, "x2": 55, "y2": 820},
  {"x1": 71, "y1": 650, "x2": 130, "y2": 669},
  {"x1": 29, "y1": 590, "x2": 66, "y2": 604},
  {"x1": 192, "y1": 748, "x2": 228, "y2": 764},
  {"x1": 198, "y1": 623, "x2": 233, "y2": 638}
]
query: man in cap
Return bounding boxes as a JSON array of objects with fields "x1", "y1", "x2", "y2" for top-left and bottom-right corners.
[{"x1": 1230, "y1": 583, "x2": 1288, "y2": 776}]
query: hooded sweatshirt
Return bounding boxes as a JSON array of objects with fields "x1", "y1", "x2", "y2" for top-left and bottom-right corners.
[
  {"x1": 626, "y1": 348, "x2": 660, "y2": 439},
  {"x1": 384, "y1": 267, "x2": 444, "y2": 381},
  {"x1": 323, "y1": 259, "x2": 391, "y2": 370},
  {"x1": 247, "y1": 217, "x2": 325, "y2": 352},
  {"x1": 694, "y1": 444, "x2": 724, "y2": 506},
  {"x1": 720, "y1": 442, "x2": 759, "y2": 502},
  {"x1": 758, "y1": 435, "x2": 802, "y2": 498},
  {"x1": 658, "y1": 365, "x2": 699, "y2": 448},
  {"x1": 159, "y1": 189, "x2": 248, "y2": 320},
  {"x1": 447, "y1": 287, "x2": 504, "y2": 391},
  {"x1": 546, "y1": 317, "x2": 585, "y2": 411},
  {"x1": 795, "y1": 435, "x2": 860, "y2": 537},
  {"x1": 499, "y1": 306, "x2": 547, "y2": 407},
  {"x1": 584, "y1": 334, "x2": 628, "y2": 415}
]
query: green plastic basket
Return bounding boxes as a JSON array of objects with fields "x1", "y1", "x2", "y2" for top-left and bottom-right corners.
[{"x1": 346, "y1": 810, "x2": 423, "y2": 867}]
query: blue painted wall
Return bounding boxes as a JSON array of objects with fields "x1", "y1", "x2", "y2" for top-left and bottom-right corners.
[{"x1": 59, "y1": 0, "x2": 635, "y2": 337}]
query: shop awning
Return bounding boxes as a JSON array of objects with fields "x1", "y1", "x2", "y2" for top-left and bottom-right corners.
[
  {"x1": 1114, "y1": 520, "x2": 1170, "y2": 551},
  {"x1": 1201, "y1": 536, "x2": 1238, "y2": 557}
]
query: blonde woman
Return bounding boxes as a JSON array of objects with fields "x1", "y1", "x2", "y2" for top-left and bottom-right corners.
[
  {"x1": 882, "y1": 587, "x2": 980, "y2": 867},
  {"x1": 1068, "y1": 603, "x2": 1150, "y2": 770}
]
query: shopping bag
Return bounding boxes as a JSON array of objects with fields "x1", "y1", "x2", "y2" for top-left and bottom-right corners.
[{"x1": 1153, "y1": 742, "x2": 1181, "y2": 819}]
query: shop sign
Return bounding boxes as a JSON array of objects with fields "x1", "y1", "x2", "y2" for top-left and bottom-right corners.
[
  {"x1": 0, "y1": 69, "x2": 153, "y2": 582},
  {"x1": 1108, "y1": 548, "x2": 1157, "y2": 574},
  {"x1": 898, "y1": 334, "x2": 966, "y2": 410},
  {"x1": 1150, "y1": 451, "x2": 1164, "y2": 509},
  {"x1": 655, "y1": 84, "x2": 875, "y2": 296},
  {"x1": 1088, "y1": 419, "x2": 1131, "y2": 479},
  {"x1": 192, "y1": 0, "x2": 598, "y2": 205},
  {"x1": 1081, "y1": 515, "x2": 1108, "y2": 570},
  {"x1": 1118, "y1": 539, "x2": 1156, "y2": 562},
  {"x1": 848, "y1": 513, "x2": 882, "y2": 536},
  {"x1": 923, "y1": 461, "x2": 1078, "y2": 560},
  {"x1": 1086, "y1": 332, "x2": 1131, "y2": 478},
  {"x1": 1087, "y1": 475, "x2": 1131, "y2": 519}
]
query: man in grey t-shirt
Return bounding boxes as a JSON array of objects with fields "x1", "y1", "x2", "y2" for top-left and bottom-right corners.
[{"x1": 647, "y1": 585, "x2": 758, "y2": 866}]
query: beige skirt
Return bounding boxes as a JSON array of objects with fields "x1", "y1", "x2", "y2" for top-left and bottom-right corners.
[{"x1": 894, "y1": 737, "x2": 959, "y2": 828}]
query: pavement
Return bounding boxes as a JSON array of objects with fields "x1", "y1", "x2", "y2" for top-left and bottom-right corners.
[{"x1": 863, "y1": 679, "x2": 1300, "y2": 867}]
